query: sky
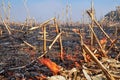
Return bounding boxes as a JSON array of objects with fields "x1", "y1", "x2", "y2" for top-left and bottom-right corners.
[{"x1": 0, "y1": 0, "x2": 120, "y2": 22}]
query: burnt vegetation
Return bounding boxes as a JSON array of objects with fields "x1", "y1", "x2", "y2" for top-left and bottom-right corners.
[{"x1": 0, "y1": 1, "x2": 120, "y2": 80}]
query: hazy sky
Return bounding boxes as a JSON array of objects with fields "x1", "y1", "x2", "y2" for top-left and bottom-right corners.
[{"x1": 0, "y1": 0, "x2": 119, "y2": 22}]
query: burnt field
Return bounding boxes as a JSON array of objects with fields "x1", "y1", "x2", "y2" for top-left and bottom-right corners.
[
  {"x1": 0, "y1": 0, "x2": 120, "y2": 79},
  {"x1": 0, "y1": 21, "x2": 120, "y2": 80}
]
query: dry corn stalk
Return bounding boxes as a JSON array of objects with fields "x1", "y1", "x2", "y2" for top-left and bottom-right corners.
[
  {"x1": 23, "y1": 40, "x2": 36, "y2": 50},
  {"x1": 87, "y1": 10, "x2": 118, "y2": 54},
  {"x1": 0, "y1": 10, "x2": 11, "y2": 35},
  {"x1": 54, "y1": 18, "x2": 64, "y2": 61},
  {"x1": 49, "y1": 31, "x2": 63, "y2": 50},
  {"x1": 0, "y1": 29, "x2": 2, "y2": 36},
  {"x1": 43, "y1": 25, "x2": 47, "y2": 54},
  {"x1": 105, "y1": 39, "x2": 118, "y2": 54},
  {"x1": 29, "y1": 17, "x2": 55, "y2": 31},
  {"x1": 83, "y1": 44, "x2": 115, "y2": 80},
  {"x1": 82, "y1": 69, "x2": 92, "y2": 80},
  {"x1": 88, "y1": 24, "x2": 106, "y2": 57}
]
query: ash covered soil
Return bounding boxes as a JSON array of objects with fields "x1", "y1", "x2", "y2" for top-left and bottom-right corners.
[{"x1": 0, "y1": 25, "x2": 120, "y2": 80}]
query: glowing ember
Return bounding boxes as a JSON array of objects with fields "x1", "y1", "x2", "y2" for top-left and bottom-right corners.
[
  {"x1": 74, "y1": 62, "x2": 80, "y2": 67},
  {"x1": 66, "y1": 54, "x2": 76, "y2": 61},
  {"x1": 85, "y1": 54, "x2": 92, "y2": 62},
  {"x1": 59, "y1": 49, "x2": 65, "y2": 61},
  {"x1": 35, "y1": 75, "x2": 46, "y2": 80},
  {"x1": 38, "y1": 58, "x2": 60, "y2": 75},
  {"x1": 60, "y1": 52, "x2": 64, "y2": 61},
  {"x1": 85, "y1": 53, "x2": 101, "y2": 62},
  {"x1": 100, "y1": 38, "x2": 107, "y2": 45},
  {"x1": 72, "y1": 29, "x2": 80, "y2": 34}
]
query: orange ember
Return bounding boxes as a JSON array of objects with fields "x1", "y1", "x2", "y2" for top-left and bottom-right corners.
[
  {"x1": 66, "y1": 54, "x2": 76, "y2": 61},
  {"x1": 60, "y1": 51, "x2": 65, "y2": 61},
  {"x1": 38, "y1": 58, "x2": 60, "y2": 75},
  {"x1": 74, "y1": 62, "x2": 80, "y2": 67},
  {"x1": 72, "y1": 29, "x2": 80, "y2": 34},
  {"x1": 51, "y1": 30, "x2": 57, "y2": 33},
  {"x1": 85, "y1": 54, "x2": 92, "y2": 62},
  {"x1": 85, "y1": 53, "x2": 101, "y2": 62},
  {"x1": 35, "y1": 75, "x2": 46, "y2": 80},
  {"x1": 100, "y1": 38, "x2": 107, "y2": 45}
]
